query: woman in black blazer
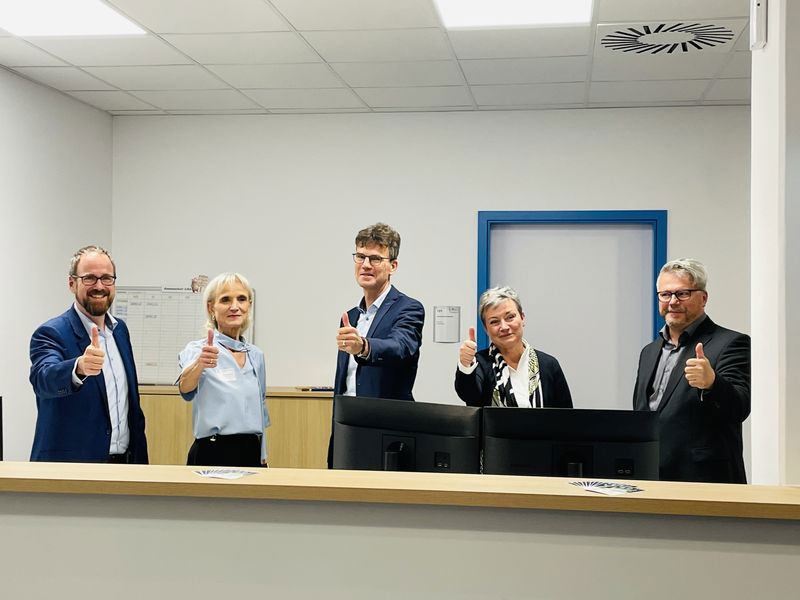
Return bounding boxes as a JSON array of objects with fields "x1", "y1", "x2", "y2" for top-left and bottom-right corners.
[{"x1": 455, "y1": 286, "x2": 572, "y2": 408}]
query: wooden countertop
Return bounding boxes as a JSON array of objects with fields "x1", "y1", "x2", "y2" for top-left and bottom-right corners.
[
  {"x1": 141, "y1": 385, "x2": 333, "y2": 398},
  {"x1": 1, "y1": 461, "x2": 798, "y2": 520}
]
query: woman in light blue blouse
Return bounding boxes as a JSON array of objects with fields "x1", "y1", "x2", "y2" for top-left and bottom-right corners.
[{"x1": 177, "y1": 272, "x2": 269, "y2": 467}]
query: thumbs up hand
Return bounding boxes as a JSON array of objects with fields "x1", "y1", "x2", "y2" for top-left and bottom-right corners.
[
  {"x1": 196, "y1": 328, "x2": 219, "y2": 370},
  {"x1": 684, "y1": 342, "x2": 715, "y2": 389},
  {"x1": 337, "y1": 312, "x2": 361, "y2": 354},
  {"x1": 76, "y1": 325, "x2": 105, "y2": 377},
  {"x1": 459, "y1": 327, "x2": 478, "y2": 367}
]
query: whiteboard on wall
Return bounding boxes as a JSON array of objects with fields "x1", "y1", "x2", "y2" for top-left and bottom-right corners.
[
  {"x1": 489, "y1": 223, "x2": 654, "y2": 410},
  {"x1": 112, "y1": 286, "x2": 255, "y2": 385}
]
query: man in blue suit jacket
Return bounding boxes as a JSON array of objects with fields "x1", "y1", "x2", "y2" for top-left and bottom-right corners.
[
  {"x1": 330, "y1": 223, "x2": 424, "y2": 466},
  {"x1": 29, "y1": 245, "x2": 148, "y2": 464}
]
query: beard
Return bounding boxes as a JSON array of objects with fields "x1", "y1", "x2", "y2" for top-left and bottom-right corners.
[{"x1": 81, "y1": 291, "x2": 113, "y2": 316}]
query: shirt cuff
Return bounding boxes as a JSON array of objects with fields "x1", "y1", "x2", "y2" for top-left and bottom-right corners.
[
  {"x1": 457, "y1": 360, "x2": 478, "y2": 375},
  {"x1": 71, "y1": 360, "x2": 85, "y2": 387}
]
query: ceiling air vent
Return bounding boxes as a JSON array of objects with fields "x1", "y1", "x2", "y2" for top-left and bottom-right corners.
[{"x1": 601, "y1": 23, "x2": 734, "y2": 54}]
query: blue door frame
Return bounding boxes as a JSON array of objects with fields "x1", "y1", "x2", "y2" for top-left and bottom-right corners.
[{"x1": 476, "y1": 210, "x2": 667, "y2": 348}]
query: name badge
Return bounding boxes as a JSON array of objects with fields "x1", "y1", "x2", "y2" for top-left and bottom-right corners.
[{"x1": 215, "y1": 368, "x2": 237, "y2": 383}]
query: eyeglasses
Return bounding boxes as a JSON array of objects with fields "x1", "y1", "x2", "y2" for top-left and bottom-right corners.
[
  {"x1": 72, "y1": 274, "x2": 117, "y2": 286},
  {"x1": 352, "y1": 253, "x2": 392, "y2": 266},
  {"x1": 657, "y1": 289, "x2": 701, "y2": 302}
]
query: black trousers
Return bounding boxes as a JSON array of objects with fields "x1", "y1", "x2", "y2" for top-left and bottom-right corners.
[{"x1": 187, "y1": 433, "x2": 263, "y2": 468}]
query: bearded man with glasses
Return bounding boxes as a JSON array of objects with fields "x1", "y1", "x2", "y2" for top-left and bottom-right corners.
[
  {"x1": 633, "y1": 258, "x2": 750, "y2": 483},
  {"x1": 28, "y1": 245, "x2": 148, "y2": 464},
  {"x1": 329, "y1": 223, "x2": 424, "y2": 467}
]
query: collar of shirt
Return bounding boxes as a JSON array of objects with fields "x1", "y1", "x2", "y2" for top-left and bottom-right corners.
[
  {"x1": 659, "y1": 314, "x2": 707, "y2": 348},
  {"x1": 73, "y1": 302, "x2": 118, "y2": 337},
  {"x1": 358, "y1": 283, "x2": 392, "y2": 315},
  {"x1": 215, "y1": 330, "x2": 250, "y2": 353}
]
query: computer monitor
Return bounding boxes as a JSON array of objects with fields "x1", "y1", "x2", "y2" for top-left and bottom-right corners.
[
  {"x1": 482, "y1": 408, "x2": 659, "y2": 480},
  {"x1": 332, "y1": 395, "x2": 481, "y2": 473}
]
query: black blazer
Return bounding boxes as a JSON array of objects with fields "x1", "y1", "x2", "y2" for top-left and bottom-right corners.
[
  {"x1": 454, "y1": 348, "x2": 573, "y2": 408},
  {"x1": 632, "y1": 316, "x2": 750, "y2": 483}
]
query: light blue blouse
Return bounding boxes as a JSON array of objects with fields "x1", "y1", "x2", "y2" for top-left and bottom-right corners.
[{"x1": 178, "y1": 331, "x2": 270, "y2": 461}]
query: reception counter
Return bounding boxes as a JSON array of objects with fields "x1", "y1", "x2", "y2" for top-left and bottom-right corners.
[{"x1": 0, "y1": 462, "x2": 799, "y2": 598}]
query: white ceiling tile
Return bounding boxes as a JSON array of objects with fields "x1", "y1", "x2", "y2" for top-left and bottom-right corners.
[
  {"x1": 107, "y1": 0, "x2": 289, "y2": 33},
  {"x1": 270, "y1": 0, "x2": 439, "y2": 30},
  {"x1": 472, "y1": 82, "x2": 585, "y2": 106},
  {"x1": 243, "y1": 88, "x2": 364, "y2": 109},
  {"x1": 356, "y1": 86, "x2": 472, "y2": 108},
  {"x1": 163, "y1": 32, "x2": 318, "y2": 64},
  {"x1": 719, "y1": 51, "x2": 751, "y2": 78},
  {"x1": 596, "y1": 19, "x2": 746, "y2": 56},
  {"x1": 592, "y1": 52, "x2": 729, "y2": 81},
  {"x1": 67, "y1": 90, "x2": 155, "y2": 110},
  {"x1": 590, "y1": 79, "x2": 709, "y2": 102},
  {"x1": 705, "y1": 77, "x2": 750, "y2": 101},
  {"x1": 461, "y1": 56, "x2": 587, "y2": 85},
  {"x1": 13, "y1": 66, "x2": 115, "y2": 90},
  {"x1": 303, "y1": 28, "x2": 451, "y2": 62},
  {"x1": 84, "y1": 65, "x2": 227, "y2": 90},
  {"x1": 598, "y1": 0, "x2": 749, "y2": 21},
  {"x1": 0, "y1": 38, "x2": 66, "y2": 66},
  {"x1": 208, "y1": 63, "x2": 342, "y2": 88},
  {"x1": 131, "y1": 89, "x2": 259, "y2": 110},
  {"x1": 734, "y1": 29, "x2": 750, "y2": 51},
  {"x1": 26, "y1": 35, "x2": 192, "y2": 66},
  {"x1": 331, "y1": 60, "x2": 463, "y2": 87},
  {"x1": 448, "y1": 26, "x2": 592, "y2": 59}
]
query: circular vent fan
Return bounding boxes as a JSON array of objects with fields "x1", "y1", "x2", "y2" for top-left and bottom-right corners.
[{"x1": 601, "y1": 23, "x2": 734, "y2": 54}]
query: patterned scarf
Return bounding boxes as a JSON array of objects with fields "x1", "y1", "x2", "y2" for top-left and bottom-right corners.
[{"x1": 489, "y1": 340, "x2": 541, "y2": 408}]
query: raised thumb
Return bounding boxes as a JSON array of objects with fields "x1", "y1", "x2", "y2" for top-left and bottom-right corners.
[
  {"x1": 468, "y1": 327, "x2": 476, "y2": 343},
  {"x1": 695, "y1": 342, "x2": 705, "y2": 360},
  {"x1": 342, "y1": 312, "x2": 351, "y2": 327}
]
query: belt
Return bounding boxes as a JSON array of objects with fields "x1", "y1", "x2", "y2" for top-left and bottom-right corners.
[{"x1": 108, "y1": 452, "x2": 130, "y2": 464}]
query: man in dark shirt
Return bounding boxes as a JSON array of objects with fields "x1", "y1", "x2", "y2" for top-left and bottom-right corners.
[{"x1": 633, "y1": 258, "x2": 750, "y2": 483}]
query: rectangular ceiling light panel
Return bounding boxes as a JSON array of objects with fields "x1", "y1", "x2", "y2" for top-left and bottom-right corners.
[
  {"x1": 0, "y1": 0, "x2": 145, "y2": 36},
  {"x1": 435, "y1": 0, "x2": 593, "y2": 29}
]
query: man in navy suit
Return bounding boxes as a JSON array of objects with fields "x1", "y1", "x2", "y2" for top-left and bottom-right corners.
[
  {"x1": 633, "y1": 259, "x2": 750, "y2": 483},
  {"x1": 329, "y1": 223, "x2": 424, "y2": 466},
  {"x1": 29, "y1": 245, "x2": 148, "y2": 463}
]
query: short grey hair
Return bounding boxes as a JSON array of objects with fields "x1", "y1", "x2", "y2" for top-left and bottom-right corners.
[
  {"x1": 204, "y1": 272, "x2": 255, "y2": 333},
  {"x1": 69, "y1": 245, "x2": 115, "y2": 277},
  {"x1": 478, "y1": 286, "x2": 524, "y2": 324},
  {"x1": 659, "y1": 258, "x2": 708, "y2": 290}
]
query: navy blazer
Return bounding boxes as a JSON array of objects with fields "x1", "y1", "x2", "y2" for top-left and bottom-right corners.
[
  {"x1": 334, "y1": 286, "x2": 424, "y2": 401},
  {"x1": 454, "y1": 348, "x2": 573, "y2": 408},
  {"x1": 632, "y1": 316, "x2": 750, "y2": 483},
  {"x1": 29, "y1": 307, "x2": 149, "y2": 463}
]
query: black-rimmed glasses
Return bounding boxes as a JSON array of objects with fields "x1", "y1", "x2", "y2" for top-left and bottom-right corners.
[
  {"x1": 72, "y1": 274, "x2": 117, "y2": 286},
  {"x1": 657, "y1": 289, "x2": 701, "y2": 302},
  {"x1": 352, "y1": 253, "x2": 392, "y2": 266}
]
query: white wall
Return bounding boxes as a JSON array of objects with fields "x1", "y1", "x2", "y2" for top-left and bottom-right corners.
[
  {"x1": 111, "y1": 107, "x2": 750, "y2": 412},
  {"x1": 0, "y1": 69, "x2": 112, "y2": 460}
]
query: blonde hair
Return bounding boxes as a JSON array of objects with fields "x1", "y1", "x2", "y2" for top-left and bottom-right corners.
[{"x1": 203, "y1": 272, "x2": 254, "y2": 333}]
